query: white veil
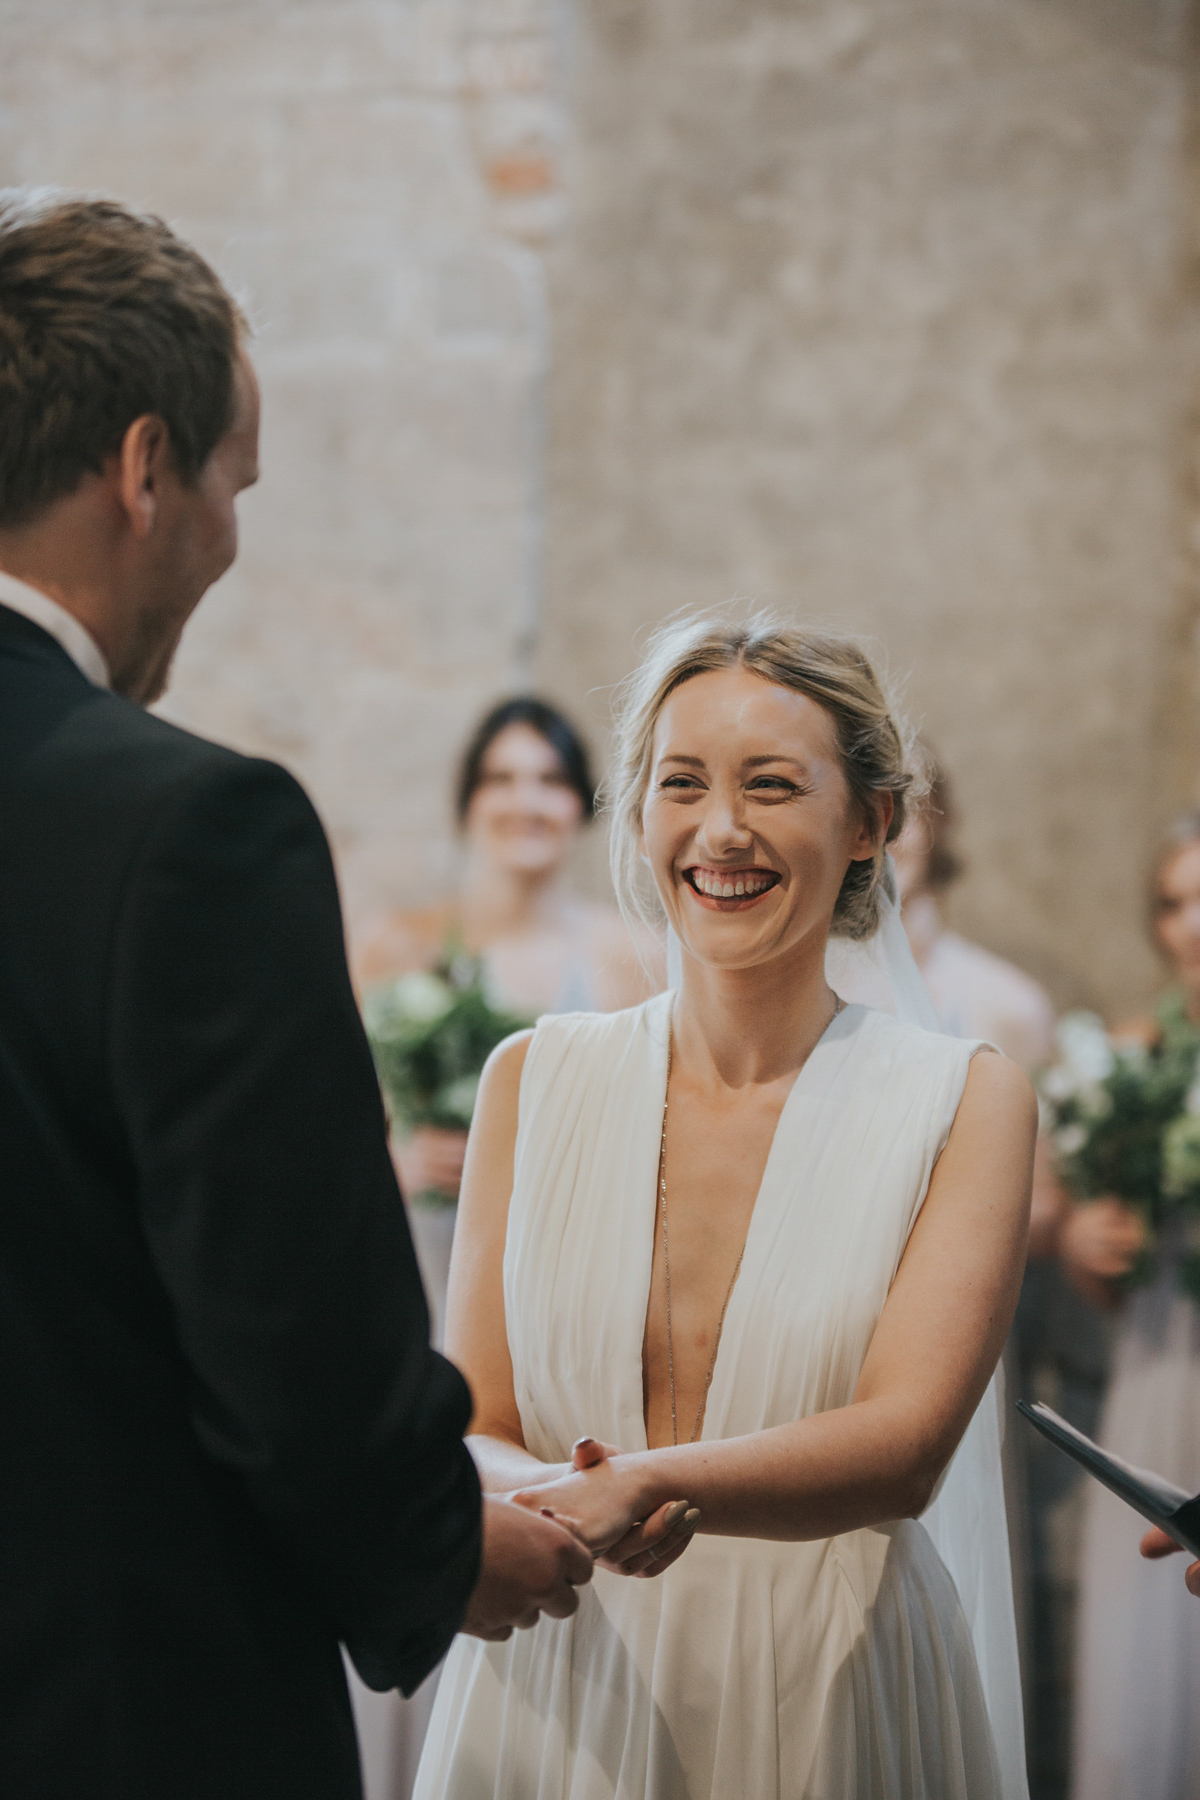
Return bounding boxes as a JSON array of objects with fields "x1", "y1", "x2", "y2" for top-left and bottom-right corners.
[
  {"x1": 840, "y1": 875, "x2": 1027, "y2": 1800},
  {"x1": 665, "y1": 866, "x2": 1028, "y2": 1800}
]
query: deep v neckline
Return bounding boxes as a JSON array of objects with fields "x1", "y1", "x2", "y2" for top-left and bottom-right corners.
[{"x1": 637, "y1": 992, "x2": 851, "y2": 1450}]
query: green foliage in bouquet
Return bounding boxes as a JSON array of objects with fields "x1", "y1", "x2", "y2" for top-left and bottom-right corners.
[
  {"x1": 362, "y1": 954, "x2": 532, "y2": 1207},
  {"x1": 1038, "y1": 995, "x2": 1200, "y2": 1299}
]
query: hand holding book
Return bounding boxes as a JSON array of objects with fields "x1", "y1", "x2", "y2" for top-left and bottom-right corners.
[
  {"x1": 1017, "y1": 1400, "x2": 1200, "y2": 1564},
  {"x1": 1140, "y1": 1524, "x2": 1200, "y2": 1595}
]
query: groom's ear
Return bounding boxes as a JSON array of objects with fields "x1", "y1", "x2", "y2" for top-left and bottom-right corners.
[{"x1": 110, "y1": 413, "x2": 173, "y2": 539}]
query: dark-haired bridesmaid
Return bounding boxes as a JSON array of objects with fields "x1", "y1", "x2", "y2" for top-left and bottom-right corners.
[{"x1": 356, "y1": 696, "x2": 663, "y2": 1211}]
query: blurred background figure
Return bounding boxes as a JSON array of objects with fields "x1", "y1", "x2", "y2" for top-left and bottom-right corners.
[
  {"x1": 894, "y1": 750, "x2": 1111, "y2": 1800},
  {"x1": 1065, "y1": 815, "x2": 1200, "y2": 1800},
  {"x1": 893, "y1": 749, "x2": 1054, "y2": 1067},
  {"x1": 357, "y1": 695, "x2": 661, "y2": 1243}
]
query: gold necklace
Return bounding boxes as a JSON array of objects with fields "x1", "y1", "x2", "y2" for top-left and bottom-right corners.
[{"x1": 657, "y1": 996, "x2": 845, "y2": 1447}]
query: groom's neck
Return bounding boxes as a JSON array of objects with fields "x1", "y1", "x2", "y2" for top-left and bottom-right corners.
[{"x1": 0, "y1": 480, "x2": 142, "y2": 679}]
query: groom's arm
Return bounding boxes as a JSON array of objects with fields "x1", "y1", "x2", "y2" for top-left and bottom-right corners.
[{"x1": 108, "y1": 751, "x2": 482, "y2": 1694}]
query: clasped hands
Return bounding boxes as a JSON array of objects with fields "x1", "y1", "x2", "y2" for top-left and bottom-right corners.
[
  {"x1": 462, "y1": 1436, "x2": 700, "y2": 1643},
  {"x1": 515, "y1": 1436, "x2": 701, "y2": 1578}
]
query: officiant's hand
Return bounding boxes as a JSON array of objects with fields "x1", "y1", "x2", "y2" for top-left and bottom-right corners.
[
  {"x1": 1139, "y1": 1525, "x2": 1200, "y2": 1596},
  {"x1": 511, "y1": 1437, "x2": 701, "y2": 1578},
  {"x1": 461, "y1": 1496, "x2": 594, "y2": 1641}
]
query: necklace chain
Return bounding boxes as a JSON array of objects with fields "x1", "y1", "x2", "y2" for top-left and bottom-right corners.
[{"x1": 657, "y1": 994, "x2": 844, "y2": 1447}]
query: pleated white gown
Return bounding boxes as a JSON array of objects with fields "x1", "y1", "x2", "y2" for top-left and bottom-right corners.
[{"x1": 414, "y1": 994, "x2": 1026, "y2": 1800}]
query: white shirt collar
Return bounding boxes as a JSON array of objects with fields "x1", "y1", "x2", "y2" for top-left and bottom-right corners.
[{"x1": 0, "y1": 570, "x2": 111, "y2": 689}]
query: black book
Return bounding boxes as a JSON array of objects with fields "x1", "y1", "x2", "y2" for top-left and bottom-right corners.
[{"x1": 1017, "y1": 1399, "x2": 1200, "y2": 1558}]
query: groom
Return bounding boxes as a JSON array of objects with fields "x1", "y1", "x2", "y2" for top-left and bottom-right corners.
[{"x1": 0, "y1": 191, "x2": 589, "y2": 1799}]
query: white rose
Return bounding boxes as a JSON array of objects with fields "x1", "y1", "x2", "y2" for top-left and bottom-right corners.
[
  {"x1": 1054, "y1": 1011, "x2": 1115, "y2": 1085},
  {"x1": 391, "y1": 970, "x2": 456, "y2": 1022}
]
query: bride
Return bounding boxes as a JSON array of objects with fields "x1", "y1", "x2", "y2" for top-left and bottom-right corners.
[{"x1": 414, "y1": 614, "x2": 1035, "y2": 1800}]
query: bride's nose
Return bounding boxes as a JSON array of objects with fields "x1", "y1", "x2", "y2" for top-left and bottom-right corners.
[{"x1": 695, "y1": 782, "x2": 754, "y2": 855}]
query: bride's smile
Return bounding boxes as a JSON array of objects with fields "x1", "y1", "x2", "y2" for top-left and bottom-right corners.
[{"x1": 683, "y1": 864, "x2": 780, "y2": 904}]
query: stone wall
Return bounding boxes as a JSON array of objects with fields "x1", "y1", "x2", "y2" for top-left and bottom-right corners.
[
  {"x1": 0, "y1": 0, "x2": 567, "y2": 938},
  {"x1": 2, "y1": 0, "x2": 1198, "y2": 1015},
  {"x1": 537, "y1": 0, "x2": 1200, "y2": 1017}
]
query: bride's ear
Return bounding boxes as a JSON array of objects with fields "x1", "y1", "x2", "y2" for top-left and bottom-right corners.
[{"x1": 848, "y1": 793, "x2": 893, "y2": 862}]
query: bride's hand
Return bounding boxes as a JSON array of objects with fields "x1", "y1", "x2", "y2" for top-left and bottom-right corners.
[
  {"x1": 511, "y1": 1437, "x2": 700, "y2": 1578},
  {"x1": 572, "y1": 1438, "x2": 701, "y2": 1577}
]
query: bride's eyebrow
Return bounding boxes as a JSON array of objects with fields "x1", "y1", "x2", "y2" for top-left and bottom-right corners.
[
  {"x1": 743, "y1": 755, "x2": 808, "y2": 771},
  {"x1": 659, "y1": 754, "x2": 706, "y2": 767}
]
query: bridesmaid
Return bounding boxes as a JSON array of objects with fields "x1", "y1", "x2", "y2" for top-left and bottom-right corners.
[
  {"x1": 1065, "y1": 812, "x2": 1200, "y2": 1800},
  {"x1": 357, "y1": 694, "x2": 663, "y2": 1222},
  {"x1": 891, "y1": 748, "x2": 1055, "y2": 1070}
]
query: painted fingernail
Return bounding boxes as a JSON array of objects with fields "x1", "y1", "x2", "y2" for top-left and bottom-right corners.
[
  {"x1": 541, "y1": 1507, "x2": 556, "y2": 1518},
  {"x1": 663, "y1": 1501, "x2": 688, "y2": 1526},
  {"x1": 683, "y1": 1509, "x2": 701, "y2": 1528}
]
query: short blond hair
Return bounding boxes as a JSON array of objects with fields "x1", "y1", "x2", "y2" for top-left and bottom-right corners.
[{"x1": 606, "y1": 611, "x2": 916, "y2": 941}]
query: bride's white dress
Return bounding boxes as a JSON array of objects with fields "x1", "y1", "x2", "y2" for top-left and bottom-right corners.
[{"x1": 414, "y1": 991, "x2": 1026, "y2": 1800}]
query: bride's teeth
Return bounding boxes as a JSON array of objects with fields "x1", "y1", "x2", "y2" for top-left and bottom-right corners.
[{"x1": 690, "y1": 870, "x2": 775, "y2": 897}]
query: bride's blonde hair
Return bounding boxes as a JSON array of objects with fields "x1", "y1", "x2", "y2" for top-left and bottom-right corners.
[{"x1": 606, "y1": 610, "x2": 917, "y2": 941}]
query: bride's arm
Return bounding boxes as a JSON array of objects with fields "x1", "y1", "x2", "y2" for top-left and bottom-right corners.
[
  {"x1": 446, "y1": 1035, "x2": 700, "y2": 1569},
  {"x1": 516, "y1": 1050, "x2": 1036, "y2": 1545},
  {"x1": 443, "y1": 1031, "x2": 552, "y2": 1492}
]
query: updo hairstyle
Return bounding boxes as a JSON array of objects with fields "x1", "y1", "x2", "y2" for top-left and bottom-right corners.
[
  {"x1": 606, "y1": 612, "x2": 917, "y2": 941},
  {"x1": 455, "y1": 695, "x2": 597, "y2": 826}
]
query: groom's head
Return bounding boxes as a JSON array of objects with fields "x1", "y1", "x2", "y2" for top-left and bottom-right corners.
[{"x1": 0, "y1": 190, "x2": 258, "y2": 703}]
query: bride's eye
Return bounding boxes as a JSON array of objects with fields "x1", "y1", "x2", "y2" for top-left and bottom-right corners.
[
  {"x1": 747, "y1": 776, "x2": 800, "y2": 796},
  {"x1": 659, "y1": 774, "x2": 703, "y2": 791}
]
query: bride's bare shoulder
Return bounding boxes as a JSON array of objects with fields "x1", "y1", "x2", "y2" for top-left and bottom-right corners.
[
  {"x1": 482, "y1": 1028, "x2": 537, "y2": 1095},
  {"x1": 461, "y1": 1031, "x2": 537, "y2": 1201}
]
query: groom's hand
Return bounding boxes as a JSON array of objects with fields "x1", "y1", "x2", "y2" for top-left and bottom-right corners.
[{"x1": 461, "y1": 1496, "x2": 594, "y2": 1641}]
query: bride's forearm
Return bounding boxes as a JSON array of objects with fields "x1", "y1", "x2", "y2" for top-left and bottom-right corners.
[
  {"x1": 622, "y1": 1397, "x2": 947, "y2": 1541},
  {"x1": 466, "y1": 1431, "x2": 568, "y2": 1496}
]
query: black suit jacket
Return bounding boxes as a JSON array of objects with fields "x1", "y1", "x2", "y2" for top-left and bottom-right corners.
[{"x1": 0, "y1": 604, "x2": 482, "y2": 1799}]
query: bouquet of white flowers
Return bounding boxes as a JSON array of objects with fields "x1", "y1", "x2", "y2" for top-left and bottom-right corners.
[
  {"x1": 362, "y1": 953, "x2": 532, "y2": 1206},
  {"x1": 1038, "y1": 998, "x2": 1200, "y2": 1298}
]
